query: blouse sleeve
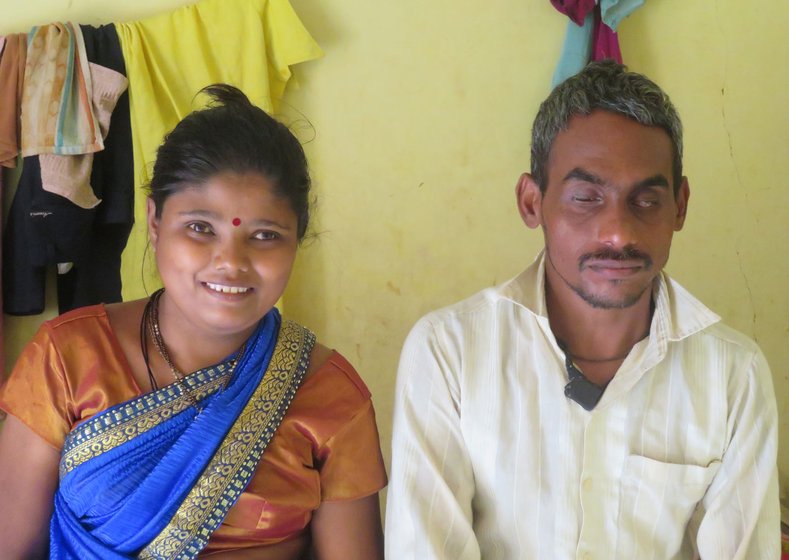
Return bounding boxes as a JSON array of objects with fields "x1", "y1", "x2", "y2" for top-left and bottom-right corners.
[
  {"x1": 311, "y1": 354, "x2": 387, "y2": 502},
  {"x1": 0, "y1": 323, "x2": 72, "y2": 449},
  {"x1": 317, "y1": 398, "x2": 387, "y2": 501}
]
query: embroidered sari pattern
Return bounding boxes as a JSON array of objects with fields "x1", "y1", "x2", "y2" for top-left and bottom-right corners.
[
  {"x1": 50, "y1": 310, "x2": 318, "y2": 559},
  {"x1": 59, "y1": 365, "x2": 233, "y2": 478},
  {"x1": 140, "y1": 319, "x2": 316, "y2": 558}
]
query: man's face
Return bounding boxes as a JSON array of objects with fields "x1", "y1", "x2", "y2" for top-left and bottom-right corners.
[{"x1": 518, "y1": 110, "x2": 689, "y2": 309}]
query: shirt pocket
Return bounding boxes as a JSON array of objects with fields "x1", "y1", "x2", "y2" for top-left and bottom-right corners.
[{"x1": 615, "y1": 455, "x2": 721, "y2": 560}]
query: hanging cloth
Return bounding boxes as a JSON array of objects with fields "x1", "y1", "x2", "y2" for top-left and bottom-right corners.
[
  {"x1": 114, "y1": 0, "x2": 323, "y2": 301},
  {"x1": 20, "y1": 23, "x2": 103, "y2": 157},
  {"x1": 4, "y1": 24, "x2": 132, "y2": 316},
  {"x1": 551, "y1": 0, "x2": 596, "y2": 25},
  {"x1": 0, "y1": 33, "x2": 27, "y2": 366},
  {"x1": 0, "y1": 32, "x2": 12, "y2": 374},
  {"x1": 550, "y1": 0, "x2": 645, "y2": 87},
  {"x1": 600, "y1": 0, "x2": 646, "y2": 30},
  {"x1": 39, "y1": 61, "x2": 128, "y2": 209},
  {"x1": 0, "y1": 165, "x2": 3, "y2": 379},
  {"x1": 0, "y1": 33, "x2": 27, "y2": 168},
  {"x1": 592, "y1": 7, "x2": 622, "y2": 62}
]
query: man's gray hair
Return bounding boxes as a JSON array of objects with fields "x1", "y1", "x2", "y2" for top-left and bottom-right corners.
[{"x1": 530, "y1": 60, "x2": 683, "y2": 193}]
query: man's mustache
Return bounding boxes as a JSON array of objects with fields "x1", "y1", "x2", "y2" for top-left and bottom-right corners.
[{"x1": 579, "y1": 246, "x2": 653, "y2": 269}]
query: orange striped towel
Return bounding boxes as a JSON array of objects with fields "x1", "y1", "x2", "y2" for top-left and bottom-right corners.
[{"x1": 21, "y1": 22, "x2": 102, "y2": 156}]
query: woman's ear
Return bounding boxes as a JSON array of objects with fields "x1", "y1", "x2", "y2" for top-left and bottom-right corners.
[
  {"x1": 147, "y1": 198, "x2": 160, "y2": 250},
  {"x1": 515, "y1": 173, "x2": 543, "y2": 229}
]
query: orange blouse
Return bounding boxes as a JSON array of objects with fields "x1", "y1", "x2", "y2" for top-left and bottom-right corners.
[{"x1": 0, "y1": 305, "x2": 387, "y2": 554}]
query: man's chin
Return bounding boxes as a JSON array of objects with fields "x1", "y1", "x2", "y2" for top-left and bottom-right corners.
[{"x1": 571, "y1": 285, "x2": 649, "y2": 310}]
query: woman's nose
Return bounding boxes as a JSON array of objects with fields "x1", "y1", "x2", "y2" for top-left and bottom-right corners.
[{"x1": 213, "y1": 236, "x2": 250, "y2": 273}]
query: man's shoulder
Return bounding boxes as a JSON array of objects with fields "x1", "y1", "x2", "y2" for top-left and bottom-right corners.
[
  {"x1": 421, "y1": 285, "x2": 499, "y2": 322},
  {"x1": 418, "y1": 258, "x2": 544, "y2": 328},
  {"x1": 402, "y1": 274, "x2": 543, "y2": 369},
  {"x1": 661, "y1": 274, "x2": 761, "y2": 358},
  {"x1": 676, "y1": 322, "x2": 769, "y2": 392},
  {"x1": 699, "y1": 321, "x2": 761, "y2": 353},
  {"x1": 415, "y1": 275, "x2": 532, "y2": 332}
]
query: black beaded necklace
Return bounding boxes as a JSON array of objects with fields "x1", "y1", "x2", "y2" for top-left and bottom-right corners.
[
  {"x1": 139, "y1": 288, "x2": 243, "y2": 412},
  {"x1": 139, "y1": 289, "x2": 162, "y2": 392}
]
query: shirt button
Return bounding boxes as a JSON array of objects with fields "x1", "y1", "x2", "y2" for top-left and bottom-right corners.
[{"x1": 582, "y1": 477, "x2": 593, "y2": 491}]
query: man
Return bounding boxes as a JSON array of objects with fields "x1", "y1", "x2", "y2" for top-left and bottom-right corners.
[{"x1": 386, "y1": 61, "x2": 779, "y2": 559}]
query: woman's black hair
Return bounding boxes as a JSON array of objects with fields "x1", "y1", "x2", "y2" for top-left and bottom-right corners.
[{"x1": 148, "y1": 84, "x2": 311, "y2": 240}]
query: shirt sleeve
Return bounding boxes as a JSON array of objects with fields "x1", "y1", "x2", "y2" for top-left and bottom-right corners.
[
  {"x1": 694, "y1": 346, "x2": 781, "y2": 559},
  {"x1": 261, "y1": 0, "x2": 323, "y2": 101},
  {"x1": 0, "y1": 323, "x2": 72, "y2": 449},
  {"x1": 385, "y1": 317, "x2": 481, "y2": 560},
  {"x1": 311, "y1": 353, "x2": 387, "y2": 502}
]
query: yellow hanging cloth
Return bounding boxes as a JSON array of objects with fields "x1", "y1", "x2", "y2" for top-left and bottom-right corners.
[{"x1": 115, "y1": 0, "x2": 322, "y2": 300}]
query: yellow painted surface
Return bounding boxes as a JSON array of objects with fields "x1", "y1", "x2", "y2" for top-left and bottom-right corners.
[{"x1": 2, "y1": 0, "x2": 787, "y2": 502}]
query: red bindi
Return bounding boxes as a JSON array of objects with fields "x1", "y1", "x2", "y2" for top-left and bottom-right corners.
[{"x1": 232, "y1": 218, "x2": 241, "y2": 227}]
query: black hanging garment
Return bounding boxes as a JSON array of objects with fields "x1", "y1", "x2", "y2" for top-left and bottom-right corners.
[{"x1": 2, "y1": 24, "x2": 133, "y2": 315}]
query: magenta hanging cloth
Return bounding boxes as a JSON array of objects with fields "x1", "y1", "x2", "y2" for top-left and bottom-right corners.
[
  {"x1": 550, "y1": 0, "x2": 596, "y2": 25},
  {"x1": 551, "y1": 0, "x2": 641, "y2": 86},
  {"x1": 551, "y1": 0, "x2": 623, "y2": 63},
  {"x1": 592, "y1": 6, "x2": 623, "y2": 62}
]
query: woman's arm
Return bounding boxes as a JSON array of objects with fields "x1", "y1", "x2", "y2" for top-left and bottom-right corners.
[
  {"x1": 0, "y1": 416, "x2": 60, "y2": 559},
  {"x1": 200, "y1": 534, "x2": 308, "y2": 559},
  {"x1": 310, "y1": 493, "x2": 384, "y2": 560}
]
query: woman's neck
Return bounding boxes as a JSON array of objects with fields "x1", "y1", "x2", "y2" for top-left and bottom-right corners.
[{"x1": 155, "y1": 293, "x2": 255, "y2": 374}]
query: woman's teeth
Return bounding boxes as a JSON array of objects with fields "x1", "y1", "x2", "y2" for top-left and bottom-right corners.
[{"x1": 205, "y1": 283, "x2": 250, "y2": 294}]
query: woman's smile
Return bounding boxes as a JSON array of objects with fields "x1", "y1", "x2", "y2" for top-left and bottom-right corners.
[{"x1": 202, "y1": 282, "x2": 253, "y2": 295}]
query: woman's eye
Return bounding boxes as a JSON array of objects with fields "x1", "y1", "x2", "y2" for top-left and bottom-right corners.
[
  {"x1": 187, "y1": 222, "x2": 213, "y2": 234},
  {"x1": 252, "y1": 230, "x2": 280, "y2": 241}
]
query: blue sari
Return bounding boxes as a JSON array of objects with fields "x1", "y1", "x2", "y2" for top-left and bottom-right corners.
[{"x1": 50, "y1": 310, "x2": 315, "y2": 559}]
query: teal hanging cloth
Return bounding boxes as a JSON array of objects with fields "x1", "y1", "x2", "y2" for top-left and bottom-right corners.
[{"x1": 550, "y1": 0, "x2": 645, "y2": 87}]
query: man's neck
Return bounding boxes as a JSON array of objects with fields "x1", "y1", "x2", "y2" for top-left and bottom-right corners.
[{"x1": 545, "y1": 277, "x2": 654, "y2": 385}]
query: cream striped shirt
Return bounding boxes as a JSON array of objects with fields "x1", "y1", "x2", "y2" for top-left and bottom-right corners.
[{"x1": 386, "y1": 254, "x2": 779, "y2": 559}]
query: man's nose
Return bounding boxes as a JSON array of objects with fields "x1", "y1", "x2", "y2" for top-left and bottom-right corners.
[{"x1": 597, "y1": 203, "x2": 639, "y2": 248}]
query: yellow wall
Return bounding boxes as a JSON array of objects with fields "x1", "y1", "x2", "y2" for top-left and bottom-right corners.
[{"x1": 2, "y1": 0, "x2": 787, "y2": 502}]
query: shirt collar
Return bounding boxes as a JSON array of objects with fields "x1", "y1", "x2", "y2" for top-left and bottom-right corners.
[{"x1": 498, "y1": 250, "x2": 720, "y2": 343}]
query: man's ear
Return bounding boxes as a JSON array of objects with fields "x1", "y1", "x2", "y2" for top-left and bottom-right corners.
[
  {"x1": 674, "y1": 177, "x2": 690, "y2": 231},
  {"x1": 515, "y1": 173, "x2": 543, "y2": 229},
  {"x1": 147, "y1": 198, "x2": 160, "y2": 249}
]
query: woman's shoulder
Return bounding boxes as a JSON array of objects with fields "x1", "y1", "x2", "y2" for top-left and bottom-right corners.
[
  {"x1": 1, "y1": 303, "x2": 142, "y2": 448},
  {"x1": 103, "y1": 299, "x2": 146, "y2": 342},
  {"x1": 39, "y1": 301, "x2": 145, "y2": 350},
  {"x1": 303, "y1": 342, "x2": 372, "y2": 401},
  {"x1": 23, "y1": 305, "x2": 116, "y2": 354},
  {"x1": 44, "y1": 303, "x2": 110, "y2": 330},
  {"x1": 280, "y1": 341, "x2": 381, "y2": 460}
]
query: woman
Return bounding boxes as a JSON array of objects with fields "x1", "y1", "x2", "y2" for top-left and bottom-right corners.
[{"x1": 0, "y1": 85, "x2": 386, "y2": 559}]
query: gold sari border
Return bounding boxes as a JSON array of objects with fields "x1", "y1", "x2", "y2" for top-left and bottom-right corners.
[
  {"x1": 140, "y1": 319, "x2": 316, "y2": 559},
  {"x1": 59, "y1": 363, "x2": 234, "y2": 479}
]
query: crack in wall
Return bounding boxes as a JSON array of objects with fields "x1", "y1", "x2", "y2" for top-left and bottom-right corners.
[
  {"x1": 716, "y1": 4, "x2": 759, "y2": 338},
  {"x1": 735, "y1": 247, "x2": 758, "y2": 341},
  {"x1": 720, "y1": 93, "x2": 747, "y2": 197}
]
